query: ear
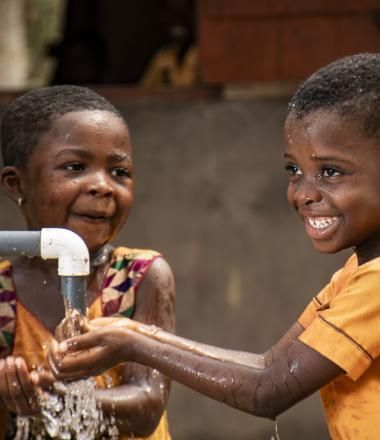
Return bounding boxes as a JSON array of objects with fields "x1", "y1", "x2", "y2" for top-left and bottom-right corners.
[{"x1": 0, "y1": 166, "x2": 24, "y2": 203}]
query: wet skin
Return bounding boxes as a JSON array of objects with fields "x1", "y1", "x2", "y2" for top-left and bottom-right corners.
[
  {"x1": 0, "y1": 110, "x2": 175, "y2": 436},
  {"x1": 51, "y1": 110, "x2": 380, "y2": 420},
  {"x1": 285, "y1": 110, "x2": 380, "y2": 264},
  {"x1": 16, "y1": 110, "x2": 134, "y2": 254},
  {"x1": 2, "y1": 110, "x2": 135, "y2": 331}
]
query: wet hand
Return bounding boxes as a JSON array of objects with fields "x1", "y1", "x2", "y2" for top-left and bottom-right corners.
[
  {"x1": 55, "y1": 310, "x2": 87, "y2": 342},
  {"x1": 47, "y1": 320, "x2": 134, "y2": 381},
  {"x1": 0, "y1": 356, "x2": 40, "y2": 415}
]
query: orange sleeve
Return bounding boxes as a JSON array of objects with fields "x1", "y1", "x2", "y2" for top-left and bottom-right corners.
[
  {"x1": 299, "y1": 259, "x2": 380, "y2": 380},
  {"x1": 297, "y1": 281, "x2": 336, "y2": 329}
]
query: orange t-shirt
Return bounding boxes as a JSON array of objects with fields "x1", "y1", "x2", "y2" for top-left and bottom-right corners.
[{"x1": 298, "y1": 254, "x2": 380, "y2": 440}]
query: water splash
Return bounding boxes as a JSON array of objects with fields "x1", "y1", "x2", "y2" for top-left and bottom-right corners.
[{"x1": 15, "y1": 378, "x2": 118, "y2": 439}]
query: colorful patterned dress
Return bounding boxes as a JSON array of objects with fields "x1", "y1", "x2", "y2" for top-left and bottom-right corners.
[{"x1": 0, "y1": 247, "x2": 171, "y2": 440}]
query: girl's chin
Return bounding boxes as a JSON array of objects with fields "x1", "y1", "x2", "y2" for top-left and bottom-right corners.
[
  {"x1": 89, "y1": 242, "x2": 110, "y2": 255},
  {"x1": 88, "y1": 239, "x2": 114, "y2": 260},
  {"x1": 311, "y1": 240, "x2": 344, "y2": 254}
]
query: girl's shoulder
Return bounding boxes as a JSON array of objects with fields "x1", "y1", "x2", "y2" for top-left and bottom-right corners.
[
  {"x1": 101, "y1": 247, "x2": 164, "y2": 318},
  {"x1": 107, "y1": 246, "x2": 164, "y2": 281},
  {"x1": 111, "y1": 246, "x2": 162, "y2": 262}
]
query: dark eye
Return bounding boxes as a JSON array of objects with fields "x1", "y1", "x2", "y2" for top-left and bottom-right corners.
[
  {"x1": 64, "y1": 163, "x2": 84, "y2": 172},
  {"x1": 285, "y1": 164, "x2": 302, "y2": 176},
  {"x1": 321, "y1": 167, "x2": 342, "y2": 178},
  {"x1": 111, "y1": 167, "x2": 131, "y2": 179}
]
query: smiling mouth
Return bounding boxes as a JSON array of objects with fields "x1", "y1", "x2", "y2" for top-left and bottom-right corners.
[
  {"x1": 74, "y1": 213, "x2": 112, "y2": 222},
  {"x1": 305, "y1": 216, "x2": 338, "y2": 230}
]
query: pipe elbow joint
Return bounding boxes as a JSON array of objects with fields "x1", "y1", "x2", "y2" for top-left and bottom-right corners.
[{"x1": 40, "y1": 228, "x2": 90, "y2": 276}]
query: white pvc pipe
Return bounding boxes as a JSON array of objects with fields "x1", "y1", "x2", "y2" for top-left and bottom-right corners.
[{"x1": 40, "y1": 228, "x2": 90, "y2": 276}]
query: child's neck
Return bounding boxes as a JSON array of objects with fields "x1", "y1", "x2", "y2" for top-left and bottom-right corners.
[
  {"x1": 90, "y1": 243, "x2": 114, "y2": 271},
  {"x1": 354, "y1": 238, "x2": 380, "y2": 265}
]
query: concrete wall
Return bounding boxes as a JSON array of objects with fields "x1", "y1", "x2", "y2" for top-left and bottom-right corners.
[{"x1": 0, "y1": 97, "x2": 347, "y2": 439}]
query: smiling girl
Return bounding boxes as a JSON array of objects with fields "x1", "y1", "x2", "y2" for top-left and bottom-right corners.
[
  {"x1": 50, "y1": 53, "x2": 380, "y2": 440},
  {"x1": 0, "y1": 85, "x2": 175, "y2": 439}
]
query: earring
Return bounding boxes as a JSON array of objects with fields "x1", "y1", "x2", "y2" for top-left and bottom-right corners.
[{"x1": 17, "y1": 197, "x2": 23, "y2": 207}]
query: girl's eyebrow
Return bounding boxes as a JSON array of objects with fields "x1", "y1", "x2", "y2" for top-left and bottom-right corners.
[
  {"x1": 284, "y1": 153, "x2": 294, "y2": 160},
  {"x1": 284, "y1": 152, "x2": 353, "y2": 165},
  {"x1": 310, "y1": 155, "x2": 353, "y2": 164},
  {"x1": 55, "y1": 147, "x2": 92, "y2": 159},
  {"x1": 55, "y1": 148, "x2": 132, "y2": 163},
  {"x1": 109, "y1": 152, "x2": 132, "y2": 163}
]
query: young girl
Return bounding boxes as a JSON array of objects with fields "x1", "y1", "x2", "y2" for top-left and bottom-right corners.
[
  {"x1": 49, "y1": 53, "x2": 380, "y2": 440},
  {"x1": 0, "y1": 85, "x2": 175, "y2": 439}
]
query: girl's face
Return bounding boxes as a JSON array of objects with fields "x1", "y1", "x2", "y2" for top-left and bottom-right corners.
[
  {"x1": 19, "y1": 110, "x2": 134, "y2": 254},
  {"x1": 284, "y1": 109, "x2": 380, "y2": 262}
]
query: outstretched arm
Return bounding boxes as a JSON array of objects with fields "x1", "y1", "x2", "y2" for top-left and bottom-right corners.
[{"x1": 50, "y1": 316, "x2": 343, "y2": 420}]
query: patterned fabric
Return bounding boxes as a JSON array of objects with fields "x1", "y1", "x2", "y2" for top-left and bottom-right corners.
[
  {"x1": 0, "y1": 261, "x2": 16, "y2": 356},
  {"x1": 101, "y1": 247, "x2": 160, "y2": 318}
]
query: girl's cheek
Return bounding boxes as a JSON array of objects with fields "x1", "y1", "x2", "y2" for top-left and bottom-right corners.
[{"x1": 287, "y1": 184, "x2": 295, "y2": 205}]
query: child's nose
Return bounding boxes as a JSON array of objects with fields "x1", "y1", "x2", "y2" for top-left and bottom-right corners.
[
  {"x1": 291, "y1": 177, "x2": 322, "y2": 207},
  {"x1": 85, "y1": 172, "x2": 114, "y2": 197}
]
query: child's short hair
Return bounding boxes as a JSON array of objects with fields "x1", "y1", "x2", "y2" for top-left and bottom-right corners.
[
  {"x1": 1, "y1": 85, "x2": 125, "y2": 167},
  {"x1": 288, "y1": 52, "x2": 380, "y2": 139}
]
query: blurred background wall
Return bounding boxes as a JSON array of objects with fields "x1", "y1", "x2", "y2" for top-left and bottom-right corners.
[{"x1": 1, "y1": 1, "x2": 380, "y2": 439}]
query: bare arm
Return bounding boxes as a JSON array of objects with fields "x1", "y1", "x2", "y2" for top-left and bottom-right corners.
[
  {"x1": 50, "y1": 316, "x2": 343, "y2": 420},
  {"x1": 94, "y1": 257, "x2": 175, "y2": 437}
]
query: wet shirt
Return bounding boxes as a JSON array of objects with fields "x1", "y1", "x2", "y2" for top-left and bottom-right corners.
[{"x1": 298, "y1": 254, "x2": 380, "y2": 440}]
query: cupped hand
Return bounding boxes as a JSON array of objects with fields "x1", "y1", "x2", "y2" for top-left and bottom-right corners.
[
  {"x1": 48, "y1": 319, "x2": 134, "y2": 381},
  {"x1": 54, "y1": 310, "x2": 87, "y2": 342},
  {"x1": 0, "y1": 356, "x2": 41, "y2": 415}
]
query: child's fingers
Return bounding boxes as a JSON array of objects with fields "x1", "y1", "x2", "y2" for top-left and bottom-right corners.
[
  {"x1": 33, "y1": 369, "x2": 55, "y2": 391},
  {"x1": 14, "y1": 358, "x2": 39, "y2": 414},
  {"x1": 0, "y1": 359, "x2": 13, "y2": 410},
  {"x1": 57, "y1": 330, "x2": 105, "y2": 353},
  {"x1": 2, "y1": 357, "x2": 38, "y2": 415},
  {"x1": 53, "y1": 337, "x2": 125, "y2": 380},
  {"x1": 47, "y1": 339, "x2": 65, "y2": 377},
  {"x1": 49, "y1": 326, "x2": 132, "y2": 379},
  {"x1": 50, "y1": 349, "x2": 105, "y2": 380},
  {"x1": 55, "y1": 313, "x2": 88, "y2": 342},
  {"x1": 4, "y1": 357, "x2": 24, "y2": 412},
  {"x1": 88, "y1": 316, "x2": 128, "y2": 328},
  {"x1": 47, "y1": 340, "x2": 92, "y2": 380}
]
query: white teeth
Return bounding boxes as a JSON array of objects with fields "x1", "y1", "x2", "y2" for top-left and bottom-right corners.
[{"x1": 307, "y1": 217, "x2": 337, "y2": 230}]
